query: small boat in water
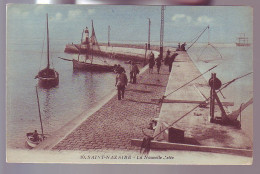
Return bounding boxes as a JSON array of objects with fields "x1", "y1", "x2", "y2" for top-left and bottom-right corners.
[
  {"x1": 25, "y1": 86, "x2": 48, "y2": 149},
  {"x1": 236, "y1": 33, "x2": 251, "y2": 47},
  {"x1": 35, "y1": 14, "x2": 59, "y2": 88},
  {"x1": 66, "y1": 20, "x2": 116, "y2": 72},
  {"x1": 72, "y1": 59, "x2": 115, "y2": 72},
  {"x1": 26, "y1": 132, "x2": 45, "y2": 148}
]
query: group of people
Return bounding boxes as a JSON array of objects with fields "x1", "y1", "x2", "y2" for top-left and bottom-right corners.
[
  {"x1": 148, "y1": 52, "x2": 162, "y2": 74},
  {"x1": 177, "y1": 42, "x2": 186, "y2": 51},
  {"x1": 164, "y1": 50, "x2": 178, "y2": 72},
  {"x1": 115, "y1": 50, "x2": 178, "y2": 100},
  {"x1": 115, "y1": 61, "x2": 140, "y2": 100},
  {"x1": 148, "y1": 50, "x2": 178, "y2": 74}
]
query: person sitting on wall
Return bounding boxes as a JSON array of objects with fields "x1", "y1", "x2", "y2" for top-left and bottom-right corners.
[
  {"x1": 181, "y1": 42, "x2": 186, "y2": 51},
  {"x1": 176, "y1": 43, "x2": 181, "y2": 51}
]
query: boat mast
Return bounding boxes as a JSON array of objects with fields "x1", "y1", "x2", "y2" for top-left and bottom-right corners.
[
  {"x1": 36, "y1": 86, "x2": 44, "y2": 136},
  {"x1": 46, "y1": 14, "x2": 50, "y2": 69},
  {"x1": 91, "y1": 20, "x2": 94, "y2": 64}
]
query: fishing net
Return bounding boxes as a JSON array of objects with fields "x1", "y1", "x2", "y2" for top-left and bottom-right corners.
[
  {"x1": 193, "y1": 43, "x2": 223, "y2": 63},
  {"x1": 186, "y1": 26, "x2": 223, "y2": 63}
]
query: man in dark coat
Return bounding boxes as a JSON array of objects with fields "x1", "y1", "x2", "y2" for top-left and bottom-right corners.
[
  {"x1": 115, "y1": 67, "x2": 128, "y2": 100},
  {"x1": 155, "y1": 55, "x2": 162, "y2": 74},
  {"x1": 148, "y1": 52, "x2": 155, "y2": 73},
  {"x1": 168, "y1": 53, "x2": 178, "y2": 72}
]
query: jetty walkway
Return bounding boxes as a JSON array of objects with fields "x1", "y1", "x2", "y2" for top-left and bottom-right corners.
[
  {"x1": 37, "y1": 48, "x2": 252, "y2": 160},
  {"x1": 52, "y1": 64, "x2": 170, "y2": 151},
  {"x1": 152, "y1": 51, "x2": 253, "y2": 151}
]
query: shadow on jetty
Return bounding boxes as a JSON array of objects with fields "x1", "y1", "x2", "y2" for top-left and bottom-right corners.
[
  {"x1": 126, "y1": 89, "x2": 152, "y2": 94},
  {"x1": 124, "y1": 99, "x2": 155, "y2": 105},
  {"x1": 140, "y1": 83, "x2": 166, "y2": 87}
]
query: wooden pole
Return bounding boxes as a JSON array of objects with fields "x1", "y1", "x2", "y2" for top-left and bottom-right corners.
[
  {"x1": 36, "y1": 86, "x2": 44, "y2": 136},
  {"x1": 148, "y1": 18, "x2": 151, "y2": 50},
  {"x1": 210, "y1": 73, "x2": 215, "y2": 122},
  {"x1": 46, "y1": 14, "x2": 50, "y2": 70}
]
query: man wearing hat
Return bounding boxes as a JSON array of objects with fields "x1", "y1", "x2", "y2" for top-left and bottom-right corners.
[{"x1": 115, "y1": 67, "x2": 128, "y2": 100}]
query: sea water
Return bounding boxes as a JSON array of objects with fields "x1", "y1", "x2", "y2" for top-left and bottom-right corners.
[
  {"x1": 6, "y1": 39, "x2": 133, "y2": 149},
  {"x1": 188, "y1": 44, "x2": 253, "y2": 141},
  {"x1": 6, "y1": 40, "x2": 253, "y2": 149}
]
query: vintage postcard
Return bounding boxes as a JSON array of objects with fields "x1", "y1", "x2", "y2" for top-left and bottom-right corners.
[{"x1": 6, "y1": 4, "x2": 253, "y2": 164}]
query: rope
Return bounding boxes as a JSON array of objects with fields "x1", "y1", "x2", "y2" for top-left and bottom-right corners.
[
  {"x1": 39, "y1": 25, "x2": 46, "y2": 71},
  {"x1": 220, "y1": 72, "x2": 253, "y2": 90},
  {"x1": 186, "y1": 25, "x2": 209, "y2": 51},
  {"x1": 196, "y1": 44, "x2": 209, "y2": 61},
  {"x1": 189, "y1": 27, "x2": 207, "y2": 43},
  {"x1": 153, "y1": 103, "x2": 200, "y2": 139},
  {"x1": 50, "y1": 42, "x2": 55, "y2": 70},
  {"x1": 164, "y1": 64, "x2": 219, "y2": 97},
  {"x1": 195, "y1": 43, "x2": 223, "y2": 62},
  {"x1": 239, "y1": 103, "x2": 244, "y2": 122},
  {"x1": 208, "y1": 43, "x2": 223, "y2": 60}
]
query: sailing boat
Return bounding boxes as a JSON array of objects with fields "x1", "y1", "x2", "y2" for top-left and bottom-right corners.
[
  {"x1": 72, "y1": 20, "x2": 115, "y2": 72},
  {"x1": 236, "y1": 33, "x2": 251, "y2": 47},
  {"x1": 26, "y1": 86, "x2": 47, "y2": 148},
  {"x1": 35, "y1": 14, "x2": 59, "y2": 88}
]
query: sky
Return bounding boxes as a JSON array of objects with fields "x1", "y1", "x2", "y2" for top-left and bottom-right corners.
[{"x1": 7, "y1": 4, "x2": 253, "y2": 44}]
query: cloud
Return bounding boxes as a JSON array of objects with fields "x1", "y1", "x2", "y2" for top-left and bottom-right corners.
[
  {"x1": 88, "y1": 9, "x2": 95, "y2": 15},
  {"x1": 8, "y1": 7, "x2": 30, "y2": 18},
  {"x1": 68, "y1": 9, "x2": 82, "y2": 20},
  {"x1": 172, "y1": 14, "x2": 192, "y2": 24},
  {"x1": 49, "y1": 12, "x2": 63, "y2": 21},
  {"x1": 34, "y1": 5, "x2": 45, "y2": 15},
  {"x1": 195, "y1": 16, "x2": 213, "y2": 25}
]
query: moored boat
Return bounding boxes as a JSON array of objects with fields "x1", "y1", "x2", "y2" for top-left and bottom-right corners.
[
  {"x1": 73, "y1": 59, "x2": 115, "y2": 72},
  {"x1": 25, "y1": 86, "x2": 48, "y2": 149},
  {"x1": 70, "y1": 20, "x2": 116, "y2": 72},
  {"x1": 26, "y1": 132, "x2": 44, "y2": 148},
  {"x1": 35, "y1": 14, "x2": 59, "y2": 88}
]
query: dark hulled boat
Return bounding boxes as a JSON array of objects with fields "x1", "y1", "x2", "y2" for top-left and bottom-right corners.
[
  {"x1": 35, "y1": 14, "x2": 59, "y2": 88},
  {"x1": 72, "y1": 20, "x2": 116, "y2": 72},
  {"x1": 72, "y1": 59, "x2": 115, "y2": 72}
]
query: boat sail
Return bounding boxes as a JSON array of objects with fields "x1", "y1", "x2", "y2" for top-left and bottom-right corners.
[
  {"x1": 35, "y1": 14, "x2": 59, "y2": 88},
  {"x1": 236, "y1": 33, "x2": 251, "y2": 47}
]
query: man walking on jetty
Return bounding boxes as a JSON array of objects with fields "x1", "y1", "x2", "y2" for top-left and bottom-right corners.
[
  {"x1": 168, "y1": 52, "x2": 178, "y2": 72},
  {"x1": 131, "y1": 62, "x2": 140, "y2": 84},
  {"x1": 155, "y1": 54, "x2": 162, "y2": 74},
  {"x1": 148, "y1": 52, "x2": 155, "y2": 73},
  {"x1": 115, "y1": 67, "x2": 128, "y2": 100}
]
